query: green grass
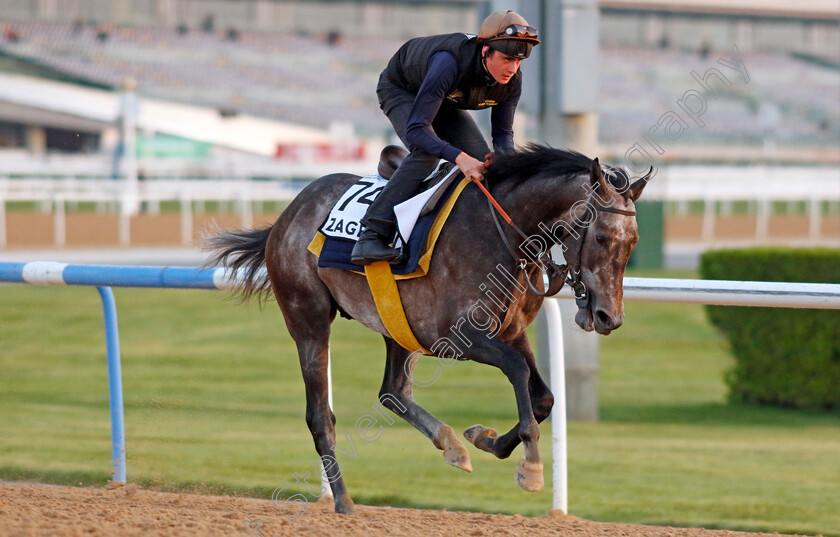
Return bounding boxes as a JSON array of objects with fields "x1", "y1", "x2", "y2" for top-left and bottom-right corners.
[{"x1": 0, "y1": 275, "x2": 838, "y2": 536}]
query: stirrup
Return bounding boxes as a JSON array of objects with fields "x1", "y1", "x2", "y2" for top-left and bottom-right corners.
[{"x1": 350, "y1": 232, "x2": 403, "y2": 265}]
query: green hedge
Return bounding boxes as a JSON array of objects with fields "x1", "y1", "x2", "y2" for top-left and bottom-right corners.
[{"x1": 700, "y1": 248, "x2": 840, "y2": 410}]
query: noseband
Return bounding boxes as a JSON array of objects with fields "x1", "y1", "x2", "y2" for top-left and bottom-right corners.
[
  {"x1": 482, "y1": 184, "x2": 636, "y2": 306},
  {"x1": 559, "y1": 202, "x2": 636, "y2": 309}
]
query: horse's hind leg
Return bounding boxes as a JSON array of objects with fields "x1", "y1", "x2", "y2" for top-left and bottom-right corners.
[
  {"x1": 379, "y1": 337, "x2": 472, "y2": 472},
  {"x1": 276, "y1": 286, "x2": 355, "y2": 515},
  {"x1": 464, "y1": 333, "x2": 554, "y2": 461},
  {"x1": 296, "y1": 335, "x2": 357, "y2": 514}
]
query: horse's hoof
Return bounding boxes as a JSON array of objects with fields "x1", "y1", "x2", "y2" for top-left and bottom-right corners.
[
  {"x1": 463, "y1": 424, "x2": 497, "y2": 453},
  {"x1": 436, "y1": 424, "x2": 472, "y2": 472},
  {"x1": 334, "y1": 493, "x2": 356, "y2": 515},
  {"x1": 444, "y1": 442, "x2": 472, "y2": 473},
  {"x1": 515, "y1": 458, "x2": 544, "y2": 492}
]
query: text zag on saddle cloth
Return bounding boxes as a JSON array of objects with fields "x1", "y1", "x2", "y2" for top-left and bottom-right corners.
[{"x1": 307, "y1": 164, "x2": 470, "y2": 355}]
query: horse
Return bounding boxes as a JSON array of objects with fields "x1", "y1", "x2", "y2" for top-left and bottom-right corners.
[{"x1": 205, "y1": 144, "x2": 652, "y2": 515}]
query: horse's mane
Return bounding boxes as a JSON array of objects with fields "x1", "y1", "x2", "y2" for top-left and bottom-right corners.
[
  {"x1": 484, "y1": 144, "x2": 629, "y2": 189},
  {"x1": 484, "y1": 144, "x2": 591, "y2": 184}
]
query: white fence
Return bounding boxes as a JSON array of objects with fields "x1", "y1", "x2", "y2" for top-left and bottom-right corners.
[
  {"x1": 0, "y1": 160, "x2": 840, "y2": 243},
  {"x1": 644, "y1": 165, "x2": 840, "y2": 241},
  {"x1": 2, "y1": 163, "x2": 837, "y2": 247},
  {"x1": 546, "y1": 277, "x2": 840, "y2": 513},
  {"x1": 0, "y1": 177, "x2": 306, "y2": 247}
]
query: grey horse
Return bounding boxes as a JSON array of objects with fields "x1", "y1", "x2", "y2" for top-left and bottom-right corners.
[{"x1": 206, "y1": 145, "x2": 652, "y2": 515}]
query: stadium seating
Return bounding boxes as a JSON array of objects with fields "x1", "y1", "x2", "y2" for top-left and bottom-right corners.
[{"x1": 0, "y1": 21, "x2": 837, "y2": 146}]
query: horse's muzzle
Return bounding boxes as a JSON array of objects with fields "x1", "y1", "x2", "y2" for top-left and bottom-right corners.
[
  {"x1": 594, "y1": 308, "x2": 623, "y2": 335},
  {"x1": 574, "y1": 301, "x2": 623, "y2": 335}
]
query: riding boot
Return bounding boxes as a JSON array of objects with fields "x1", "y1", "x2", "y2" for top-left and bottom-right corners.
[{"x1": 351, "y1": 228, "x2": 403, "y2": 265}]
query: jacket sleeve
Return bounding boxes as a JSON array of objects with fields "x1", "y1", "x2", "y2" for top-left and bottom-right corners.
[
  {"x1": 403, "y1": 51, "x2": 463, "y2": 164},
  {"x1": 490, "y1": 73, "x2": 521, "y2": 154}
]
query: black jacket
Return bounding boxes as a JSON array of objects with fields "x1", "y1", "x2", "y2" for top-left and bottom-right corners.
[{"x1": 383, "y1": 33, "x2": 521, "y2": 111}]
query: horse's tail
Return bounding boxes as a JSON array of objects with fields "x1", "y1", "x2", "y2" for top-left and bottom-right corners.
[{"x1": 203, "y1": 225, "x2": 273, "y2": 302}]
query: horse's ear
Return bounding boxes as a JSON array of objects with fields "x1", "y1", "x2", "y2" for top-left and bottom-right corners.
[
  {"x1": 590, "y1": 158, "x2": 610, "y2": 195},
  {"x1": 626, "y1": 166, "x2": 654, "y2": 201}
]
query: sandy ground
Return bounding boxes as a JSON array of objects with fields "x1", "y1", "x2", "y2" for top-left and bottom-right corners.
[{"x1": 0, "y1": 482, "x2": 815, "y2": 537}]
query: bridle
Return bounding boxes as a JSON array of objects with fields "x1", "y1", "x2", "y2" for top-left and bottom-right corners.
[{"x1": 477, "y1": 177, "x2": 636, "y2": 307}]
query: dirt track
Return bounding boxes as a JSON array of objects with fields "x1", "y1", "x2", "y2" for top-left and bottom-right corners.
[{"x1": 0, "y1": 483, "x2": 815, "y2": 537}]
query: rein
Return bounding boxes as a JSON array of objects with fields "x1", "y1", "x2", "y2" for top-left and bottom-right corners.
[{"x1": 473, "y1": 176, "x2": 636, "y2": 302}]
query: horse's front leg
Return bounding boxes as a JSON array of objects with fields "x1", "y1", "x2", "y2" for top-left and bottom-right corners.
[
  {"x1": 463, "y1": 333, "x2": 553, "y2": 463},
  {"x1": 379, "y1": 337, "x2": 472, "y2": 472},
  {"x1": 459, "y1": 331, "x2": 545, "y2": 492}
]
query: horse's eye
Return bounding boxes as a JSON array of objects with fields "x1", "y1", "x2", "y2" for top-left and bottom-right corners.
[{"x1": 595, "y1": 234, "x2": 609, "y2": 247}]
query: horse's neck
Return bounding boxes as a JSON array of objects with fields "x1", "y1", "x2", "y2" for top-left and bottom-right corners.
[{"x1": 496, "y1": 173, "x2": 588, "y2": 236}]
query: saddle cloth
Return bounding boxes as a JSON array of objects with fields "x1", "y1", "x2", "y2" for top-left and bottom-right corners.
[{"x1": 308, "y1": 164, "x2": 468, "y2": 279}]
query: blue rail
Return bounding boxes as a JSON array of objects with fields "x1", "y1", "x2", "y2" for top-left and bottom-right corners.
[
  {"x1": 0, "y1": 262, "x2": 242, "y2": 289},
  {"x1": 0, "y1": 261, "x2": 248, "y2": 483},
  {"x1": 97, "y1": 287, "x2": 126, "y2": 483}
]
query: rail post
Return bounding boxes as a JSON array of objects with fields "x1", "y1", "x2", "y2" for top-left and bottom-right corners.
[
  {"x1": 96, "y1": 286, "x2": 127, "y2": 483},
  {"x1": 542, "y1": 299, "x2": 568, "y2": 514}
]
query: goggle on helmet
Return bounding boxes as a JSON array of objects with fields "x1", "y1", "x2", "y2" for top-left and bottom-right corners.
[{"x1": 486, "y1": 24, "x2": 540, "y2": 59}]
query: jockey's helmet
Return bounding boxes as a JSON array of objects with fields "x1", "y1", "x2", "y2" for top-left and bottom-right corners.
[{"x1": 478, "y1": 10, "x2": 540, "y2": 59}]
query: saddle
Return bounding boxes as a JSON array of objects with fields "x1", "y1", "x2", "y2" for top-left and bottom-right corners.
[
  {"x1": 381, "y1": 145, "x2": 463, "y2": 216},
  {"x1": 377, "y1": 145, "x2": 406, "y2": 179},
  {"x1": 308, "y1": 147, "x2": 468, "y2": 278}
]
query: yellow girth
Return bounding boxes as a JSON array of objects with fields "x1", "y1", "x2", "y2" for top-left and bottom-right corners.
[{"x1": 363, "y1": 260, "x2": 431, "y2": 355}]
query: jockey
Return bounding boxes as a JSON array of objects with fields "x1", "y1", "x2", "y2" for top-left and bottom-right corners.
[{"x1": 351, "y1": 10, "x2": 540, "y2": 265}]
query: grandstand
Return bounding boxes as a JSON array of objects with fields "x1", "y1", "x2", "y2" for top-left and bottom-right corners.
[
  {"x1": 0, "y1": 19, "x2": 837, "y2": 163},
  {"x1": 0, "y1": 0, "x2": 837, "y2": 169},
  {"x1": 0, "y1": 20, "x2": 399, "y2": 136},
  {"x1": 599, "y1": 47, "x2": 840, "y2": 148}
]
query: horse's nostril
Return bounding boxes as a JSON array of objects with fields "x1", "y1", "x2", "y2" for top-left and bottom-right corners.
[{"x1": 595, "y1": 310, "x2": 613, "y2": 328}]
